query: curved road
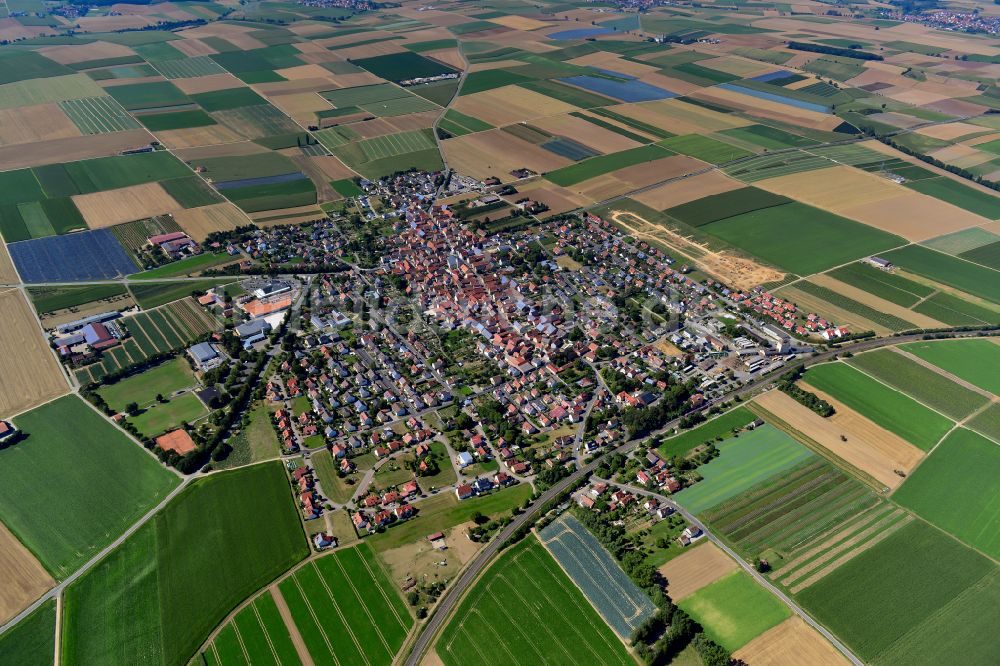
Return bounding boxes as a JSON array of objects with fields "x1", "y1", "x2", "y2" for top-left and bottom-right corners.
[{"x1": 402, "y1": 328, "x2": 996, "y2": 666}]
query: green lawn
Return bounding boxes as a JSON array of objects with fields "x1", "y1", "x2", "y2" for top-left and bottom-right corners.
[
  {"x1": 367, "y1": 484, "x2": 532, "y2": 551},
  {"x1": 795, "y1": 520, "x2": 995, "y2": 664},
  {"x1": 802, "y1": 362, "x2": 953, "y2": 450},
  {"x1": 679, "y1": 571, "x2": 790, "y2": 651},
  {"x1": 128, "y1": 392, "x2": 207, "y2": 438},
  {"x1": 97, "y1": 357, "x2": 196, "y2": 412},
  {"x1": 0, "y1": 599, "x2": 55, "y2": 666},
  {"x1": 438, "y1": 536, "x2": 633, "y2": 666},
  {"x1": 61, "y1": 462, "x2": 307, "y2": 666},
  {"x1": 899, "y1": 339, "x2": 1000, "y2": 396},
  {"x1": 703, "y1": 202, "x2": 904, "y2": 276},
  {"x1": 658, "y1": 406, "x2": 755, "y2": 458},
  {"x1": 848, "y1": 349, "x2": 988, "y2": 420},
  {"x1": 893, "y1": 428, "x2": 1000, "y2": 559},
  {"x1": 130, "y1": 252, "x2": 233, "y2": 280},
  {"x1": 27, "y1": 284, "x2": 128, "y2": 314},
  {"x1": 0, "y1": 395, "x2": 178, "y2": 578},
  {"x1": 312, "y1": 449, "x2": 357, "y2": 503},
  {"x1": 674, "y1": 424, "x2": 814, "y2": 514}
]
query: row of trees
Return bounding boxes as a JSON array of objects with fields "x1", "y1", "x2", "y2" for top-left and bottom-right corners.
[{"x1": 777, "y1": 367, "x2": 834, "y2": 417}]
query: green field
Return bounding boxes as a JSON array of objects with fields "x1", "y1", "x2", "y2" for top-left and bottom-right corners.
[
  {"x1": 848, "y1": 349, "x2": 988, "y2": 420},
  {"x1": 438, "y1": 536, "x2": 633, "y2": 666},
  {"x1": 0, "y1": 600, "x2": 55, "y2": 666},
  {"x1": 721, "y1": 151, "x2": 832, "y2": 183},
  {"x1": 190, "y1": 87, "x2": 266, "y2": 112},
  {"x1": 154, "y1": 56, "x2": 227, "y2": 79},
  {"x1": 460, "y1": 69, "x2": 534, "y2": 95},
  {"x1": 674, "y1": 424, "x2": 814, "y2": 514},
  {"x1": 719, "y1": 124, "x2": 815, "y2": 150},
  {"x1": 802, "y1": 362, "x2": 951, "y2": 450},
  {"x1": 194, "y1": 152, "x2": 299, "y2": 182},
  {"x1": 893, "y1": 428, "x2": 1000, "y2": 559},
  {"x1": 105, "y1": 80, "x2": 191, "y2": 111},
  {"x1": 0, "y1": 73, "x2": 104, "y2": 110},
  {"x1": 131, "y1": 251, "x2": 233, "y2": 280},
  {"x1": 139, "y1": 109, "x2": 216, "y2": 131},
  {"x1": 129, "y1": 278, "x2": 234, "y2": 309},
  {"x1": 658, "y1": 134, "x2": 753, "y2": 164},
  {"x1": 665, "y1": 187, "x2": 790, "y2": 227},
  {"x1": 331, "y1": 128, "x2": 442, "y2": 179},
  {"x1": 900, "y1": 339, "x2": 1000, "y2": 395},
  {"x1": 97, "y1": 357, "x2": 196, "y2": 412},
  {"x1": 960, "y1": 239, "x2": 1000, "y2": 270},
  {"x1": 545, "y1": 145, "x2": 672, "y2": 187},
  {"x1": 62, "y1": 462, "x2": 307, "y2": 666},
  {"x1": 223, "y1": 178, "x2": 317, "y2": 214},
  {"x1": 0, "y1": 395, "x2": 179, "y2": 578},
  {"x1": 36, "y1": 151, "x2": 190, "y2": 196},
  {"x1": 657, "y1": 406, "x2": 755, "y2": 458},
  {"x1": 826, "y1": 262, "x2": 932, "y2": 307},
  {"x1": 905, "y1": 177, "x2": 1000, "y2": 220},
  {"x1": 202, "y1": 592, "x2": 300, "y2": 666},
  {"x1": 703, "y1": 202, "x2": 904, "y2": 276},
  {"x1": 270, "y1": 544, "x2": 412, "y2": 666},
  {"x1": 59, "y1": 96, "x2": 141, "y2": 134},
  {"x1": 0, "y1": 198, "x2": 87, "y2": 241},
  {"x1": 912, "y1": 291, "x2": 1000, "y2": 326},
  {"x1": 27, "y1": 283, "x2": 128, "y2": 313},
  {"x1": 883, "y1": 244, "x2": 1000, "y2": 305},
  {"x1": 796, "y1": 520, "x2": 995, "y2": 664},
  {"x1": 353, "y1": 51, "x2": 456, "y2": 82},
  {"x1": 678, "y1": 571, "x2": 790, "y2": 651}
]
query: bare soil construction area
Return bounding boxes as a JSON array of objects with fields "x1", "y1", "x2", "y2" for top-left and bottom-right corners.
[
  {"x1": 753, "y1": 389, "x2": 923, "y2": 490},
  {"x1": 0, "y1": 289, "x2": 69, "y2": 419},
  {"x1": 610, "y1": 210, "x2": 783, "y2": 290}
]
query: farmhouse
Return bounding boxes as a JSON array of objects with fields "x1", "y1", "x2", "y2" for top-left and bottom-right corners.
[
  {"x1": 0, "y1": 420, "x2": 17, "y2": 442},
  {"x1": 148, "y1": 231, "x2": 199, "y2": 260}
]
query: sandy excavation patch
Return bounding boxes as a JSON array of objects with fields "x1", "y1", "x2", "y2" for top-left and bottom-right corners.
[
  {"x1": 0, "y1": 129, "x2": 153, "y2": 171},
  {"x1": 0, "y1": 104, "x2": 80, "y2": 146},
  {"x1": 658, "y1": 542, "x2": 738, "y2": 601},
  {"x1": 756, "y1": 165, "x2": 987, "y2": 241},
  {"x1": 754, "y1": 388, "x2": 924, "y2": 490},
  {"x1": 0, "y1": 289, "x2": 69, "y2": 419},
  {"x1": 0, "y1": 520, "x2": 55, "y2": 625},
  {"x1": 73, "y1": 182, "x2": 181, "y2": 229},
  {"x1": 634, "y1": 171, "x2": 742, "y2": 210},
  {"x1": 610, "y1": 210, "x2": 783, "y2": 290},
  {"x1": 734, "y1": 617, "x2": 850, "y2": 666},
  {"x1": 378, "y1": 521, "x2": 480, "y2": 593},
  {"x1": 809, "y1": 274, "x2": 945, "y2": 329},
  {"x1": 171, "y1": 203, "x2": 245, "y2": 241}
]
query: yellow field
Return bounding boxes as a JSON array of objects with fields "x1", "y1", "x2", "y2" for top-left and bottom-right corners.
[
  {"x1": 734, "y1": 617, "x2": 849, "y2": 666},
  {"x1": 154, "y1": 124, "x2": 244, "y2": 149},
  {"x1": 0, "y1": 242, "x2": 18, "y2": 283},
  {"x1": 489, "y1": 14, "x2": 549, "y2": 30},
  {"x1": 634, "y1": 170, "x2": 742, "y2": 210},
  {"x1": 754, "y1": 388, "x2": 923, "y2": 490},
  {"x1": 443, "y1": 130, "x2": 571, "y2": 181},
  {"x1": 0, "y1": 103, "x2": 79, "y2": 146},
  {"x1": 73, "y1": 182, "x2": 182, "y2": 229},
  {"x1": 452, "y1": 85, "x2": 577, "y2": 126},
  {"x1": 171, "y1": 203, "x2": 245, "y2": 241},
  {"x1": 533, "y1": 113, "x2": 643, "y2": 153},
  {"x1": 658, "y1": 542, "x2": 738, "y2": 601},
  {"x1": 614, "y1": 99, "x2": 749, "y2": 136},
  {"x1": 915, "y1": 121, "x2": 987, "y2": 141},
  {"x1": 0, "y1": 520, "x2": 54, "y2": 625},
  {"x1": 756, "y1": 165, "x2": 986, "y2": 241},
  {"x1": 0, "y1": 289, "x2": 68, "y2": 419},
  {"x1": 172, "y1": 74, "x2": 244, "y2": 95}
]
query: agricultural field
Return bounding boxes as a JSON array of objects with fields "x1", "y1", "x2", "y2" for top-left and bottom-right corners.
[
  {"x1": 538, "y1": 514, "x2": 656, "y2": 638},
  {"x1": 899, "y1": 339, "x2": 1000, "y2": 396},
  {"x1": 0, "y1": 599, "x2": 55, "y2": 666},
  {"x1": 0, "y1": 288, "x2": 69, "y2": 419},
  {"x1": 893, "y1": 428, "x2": 1000, "y2": 560},
  {"x1": 679, "y1": 571, "x2": 790, "y2": 651},
  {"x1": 61, "y1": 462, "x2": 307, "y2": 666},
  {"x1": 801, "y1": 362, "x2": 952, "y2": 451},
  {"x1": 74, "y1": 298, "x2": 220, "y2": 385},
  {"x1": 437, "y1": 536, "x2": 633, "y2": 666},
  {"x1": 673, "y1": 424, "x2": 815, "y2": 514},
  {"x1": 0, "y1": 395, "x2": 178, "y2": 578},
  {"x1": 657, "y1": 406, "x2": 756, "y2": 459}
]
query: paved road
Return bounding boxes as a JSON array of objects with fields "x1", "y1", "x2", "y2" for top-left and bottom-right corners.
[
  {"x1": 401, "y1": 327, "x2": 997, "y2": 666},
  {"x1": 603, "y1": 479, "x2": 864, "y2": 666}
]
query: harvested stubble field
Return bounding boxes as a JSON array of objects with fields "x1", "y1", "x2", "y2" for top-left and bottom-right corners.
[
  {"x1": 438, "y1": 537, "x2": 633, "y2": 666},
  {"x1": 753, "y1": 389, "x2": 924, "y2": 490},
  {"x1": 0, "y1": 520, "x2": 54, "y2": 625},
  {"x1": 62, "y1": 462, "x2": 308, "y2": 666},
  {"x1": 0, "y1": 103, "x2": 80, "y2": 146},
  {"x1": 657, "y1": 541, "x2": 738, "y2": 601},
  {"x1": 538, "y1": 514, "x2": 655, "y2": 638},
  {"x1": 1, "y1": 395, "x2": 178, "y2": 579},
  {"x1": 734, "y1": 617, "x2": 849, "y2": 666},
  {"x1": 847, "y1": 348, "x2": 988, "y2": 420},
  {"x1": 171, "y1": 202, "x2": 244, "y2": 241},
  {"x1": 0, "y1": 288, "x2": 68, "y2": 419},
  {"x1": 72, "y1": 182, "x2": 182, "y2": 229}
]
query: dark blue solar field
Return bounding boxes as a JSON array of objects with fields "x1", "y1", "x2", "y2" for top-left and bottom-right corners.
[{"x1": 8, "y1": 228, "x2": 138, "y2": 283}]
